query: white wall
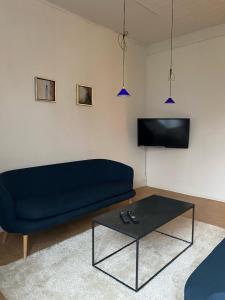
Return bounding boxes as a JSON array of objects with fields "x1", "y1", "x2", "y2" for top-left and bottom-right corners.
[
  {"x1": 0, "y1": 0, "x2": 146, "y2": 187},
  {"x1": 146, "y1": 33, "x2": 225, "y2": 201},
  {"x1": 4, "y1": 0, "x2": 225, "y2": 203}
]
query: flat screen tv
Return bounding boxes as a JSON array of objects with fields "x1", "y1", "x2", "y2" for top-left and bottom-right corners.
[{"x1": 138, "y1": 118, "x2": 190, "y2": 148}]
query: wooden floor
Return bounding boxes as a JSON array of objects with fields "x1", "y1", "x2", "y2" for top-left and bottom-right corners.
[
  {"x1": 0, "y1": 186, "x2": 225, "y2": 300},
  {"x1": 149, "y1": 187, "x2": 225, "y2": 229}
]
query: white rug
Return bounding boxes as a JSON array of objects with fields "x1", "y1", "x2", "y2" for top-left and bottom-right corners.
[{"x1": 0, "y1": 217, "x2": 224, "y2": 300}]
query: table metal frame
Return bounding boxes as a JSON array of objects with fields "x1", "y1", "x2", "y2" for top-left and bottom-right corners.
[{"x1": 92, "y1": 206, "x2": 195, "y2": 292}]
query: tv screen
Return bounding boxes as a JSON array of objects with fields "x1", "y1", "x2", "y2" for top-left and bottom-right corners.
[{"x1": 138, "y1": 118, "x2": 190, "y2": 148}]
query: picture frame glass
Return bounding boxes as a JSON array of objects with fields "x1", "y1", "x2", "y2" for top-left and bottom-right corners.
[
  {"x1": 35, "y1": 77, "x2": 55, "y2": 102},
  {"x1": 77, "y1": 85, "x2": 92, "y2": 106}
]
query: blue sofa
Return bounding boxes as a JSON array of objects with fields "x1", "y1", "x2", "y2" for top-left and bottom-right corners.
[
  {"x1": 0, "y1": 159, "x2": 135, "y2": 257},
  {"x1": 185, "y1": 238, "x2": 225, "y2": 300}
]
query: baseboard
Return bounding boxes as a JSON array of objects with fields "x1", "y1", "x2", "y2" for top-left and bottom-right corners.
[{"x1": 144, "y1": 186, "x2": 225, "y2": 229}]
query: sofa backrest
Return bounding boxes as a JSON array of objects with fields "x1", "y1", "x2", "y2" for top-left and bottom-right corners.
[{"x1": 1, "y1": 159, "x2": 133, "y2": 199}]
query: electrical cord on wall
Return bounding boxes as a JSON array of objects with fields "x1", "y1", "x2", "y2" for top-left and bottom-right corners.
[{"x1": 144, "y1": 146, "x2": 148, "y2": 186}]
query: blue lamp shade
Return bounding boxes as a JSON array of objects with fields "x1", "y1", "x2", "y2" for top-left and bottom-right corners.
[
  {"x1": 117, "y1": 87, "x2": 130, "y2": 97},
  {"x1": 165, "y1": 97, "x2": 175, "y2": 104}
]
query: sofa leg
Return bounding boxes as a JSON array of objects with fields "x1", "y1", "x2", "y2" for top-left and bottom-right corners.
[
  {"x1": 23, "y1": 235, "x2": 28, "y2": 259},
  {"x1": 1, "y1": 232, "x2": 8, "y2": 244}
]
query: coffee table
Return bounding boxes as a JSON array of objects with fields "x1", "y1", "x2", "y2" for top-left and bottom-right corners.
[{"x1": 92, "y1": 195, "x2": 195, "y2": 292}]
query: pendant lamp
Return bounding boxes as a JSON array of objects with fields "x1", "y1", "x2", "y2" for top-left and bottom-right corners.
[
  {"x1": 165, "y1": 0, "x2": 175, "y2": 104},
  {"x1": 117, "y1": 0, "x2": 130, "y2": 97}
]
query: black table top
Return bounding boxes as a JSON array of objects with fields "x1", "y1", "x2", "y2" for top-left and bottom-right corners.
[{"x1": 93, "y1": 195, "x2": 194, "y2": 240}]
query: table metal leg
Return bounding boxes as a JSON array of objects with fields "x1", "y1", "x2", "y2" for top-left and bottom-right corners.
[
  {"x1": 191, "y1": 206, "x2": 195, "y2": 244},
  {"x1": 135, "y1": 240, "x2": 139, "y2": 291},
  {"x1": 92, "y1": 221, "x2": 95, "y2": 266}
]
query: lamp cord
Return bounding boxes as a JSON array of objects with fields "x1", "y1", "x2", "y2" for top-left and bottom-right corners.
[
  {"x1": 169, "y1": 0, "x2": 175, "y2": 97},
  {"x1": 118, "y1": 0, "x2": 128, "y2": 87}
]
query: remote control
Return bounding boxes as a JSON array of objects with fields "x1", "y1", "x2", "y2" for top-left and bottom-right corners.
[
  {"x1": 120, "y1": 211, "x2": 130, "y2": 224},
  {"x1": 127, "y1": 210, "x2": 139, "y2": 224}
]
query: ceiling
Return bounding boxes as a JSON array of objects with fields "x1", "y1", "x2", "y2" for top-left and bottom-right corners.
[{"x1": 47, "y1": 0, "x2": 225, "y2": 44}]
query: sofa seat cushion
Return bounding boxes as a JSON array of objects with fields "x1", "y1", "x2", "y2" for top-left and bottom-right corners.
[
  {"x1": 15, "y1": 182, "x2": 132, "y2": 220},
  {"x1": 185, "y1": 238, "x2": 225, "y2": 300}
]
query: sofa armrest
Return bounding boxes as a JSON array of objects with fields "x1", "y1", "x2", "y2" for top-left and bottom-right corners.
[
  {"x1": 118, "y1": 163, "x2": 134, "y2": 182},
  {"x1": 106, "y1": 160, "x2": 134, "y2": 184},
  {"x1": 0, "y1": 176, "x2": 16, "y2": 232}
]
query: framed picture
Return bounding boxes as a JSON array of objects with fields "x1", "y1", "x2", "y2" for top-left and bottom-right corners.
[
  {"x1": 35, "y1": 77, "x2": 56, "y2": 102},
  {"x1": 76, "y1": 84, "x2": 93, "y2": 106}
]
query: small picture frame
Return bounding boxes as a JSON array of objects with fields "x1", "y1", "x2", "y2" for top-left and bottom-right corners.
[
  {"x1": 35, "y1": 77, "x2": 56, "y2": 102},
  {"x1": 76, "y1": 84, "x2": 93, "y2": 106}
]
